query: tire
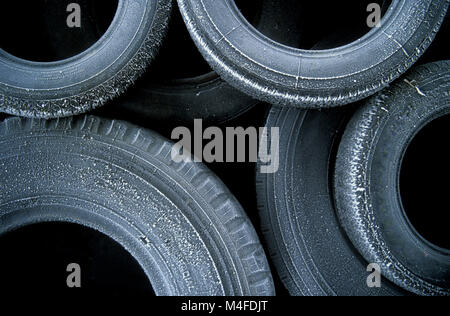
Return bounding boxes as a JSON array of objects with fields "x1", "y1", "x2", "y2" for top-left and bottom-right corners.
[
  {"x1": 334, "y1": 61, "x2": 450, "y2": 296},
  {"x1": 113, "y1": 72, "x2": 260, "y2": 125},
  {"x1": 0, "y1": 0, "x2": 172, "y2": 119},
  {"x1": 112, "y1": 6, "x2": 259, "y2": 125},
  {"x1": 114, "y1": 0, "x2": 305, "y2": 124},
  {"x1": 256, "y1": 106, "x2": 405, "y2": 296},
  {"x1": 178, "y1": 0, "x2": 449, "y2": 108},
  {"x1": 0, "y1": 115, "x2": 275, "y2": 296}
]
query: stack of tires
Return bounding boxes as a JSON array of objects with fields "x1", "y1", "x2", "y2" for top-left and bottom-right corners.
[{"x1": 0, "y1": 0, "x2": 449, "y2": 296}]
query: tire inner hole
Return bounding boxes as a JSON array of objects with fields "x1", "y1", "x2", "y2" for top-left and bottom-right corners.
[
  {"x1": 0, "y1": 222, "x2": 155, "y2": 294},
  {"x1": 400, "y1": 114, "x2": 450, "y2": 250},
  {"x1": 234, "y1": 0, "x2": 390, "y2": 50},
  {"x1": 148, "y1": 7, "x2": 213, "y2": 82},
  {"x1": 149, "y1": 2, "x2": 264, "y2": 82},
  {"x1": 0, "y1": 0, "x2": 118, "y2": 62}
]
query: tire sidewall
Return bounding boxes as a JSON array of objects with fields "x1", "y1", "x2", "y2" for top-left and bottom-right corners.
[
  {"x1": 334, "y1": 61, "x2": 450, "y2": 295},
  {"x1": 179, "y1": 0, "x2": 449, "y2": 106}
]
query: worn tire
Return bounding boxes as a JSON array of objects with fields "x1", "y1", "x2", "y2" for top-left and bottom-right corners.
[
  {"x1": 256, "y1": 106, "x2": 405, "y2": 296},
  {"x1": 0, "y1": 0, "x2": 172, "y2": 118},
  {"x1": 0, "y1": 115, "x2": 275, "y2": 296},
  {"x1": 334, "y1": 61, "x2": 450, "y2": 296},
  {"x1": 115, "y1": 0, "x2": 304, "y2": 124},
  {"x1": 178, "y1": 0, "x2": 448, "y2": 108},
  {"x1": 115, "y1": 72, "x2": 260, "y2": 125}
]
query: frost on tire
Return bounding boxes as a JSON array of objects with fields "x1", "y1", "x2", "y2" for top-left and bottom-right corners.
[
  {"x1": 0, "y1": 115, "x2": 275, "y2": 296},
  {"x1": 0, "y1": 0, "x2": 172, "y2": 118}
]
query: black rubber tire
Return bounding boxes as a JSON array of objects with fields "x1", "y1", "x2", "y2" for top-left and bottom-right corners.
[
  {"x1": 42, "y1": 2, "x2": 256, "y2": 125},
  {"x1": 0, "y1": 0, "x2": 172, "y2": 119},
  {"x1": 114, "y1": 72, "x2": 260, "y2": 125},
  {"x1": 113, "y1": 5, "x2": 260, "y2": 125},
  {"x1": 256, "y1": 106, "x2": 405, "y2": 296},
  {"x1": 113, "y1": 0, "x2": 304, "y2": 124},
  {"x1": 0, "y1": 115, "x2": 275, "y2": 296},
  {"x1": 178, "y1": 0, "x2": 448, "y2": 108},
  {"x1": 334, "y1": 61, "x2": 450, "y2": 296}
]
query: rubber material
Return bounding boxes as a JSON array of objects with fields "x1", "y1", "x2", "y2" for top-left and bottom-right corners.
[
  {"x1": 115, "y1": 0, "x2": 305, "y2": 124},
  {"x1": 334, "y1": 61, "x2": 450, "y2": 296},
  {"x1": 115, "y1": 72, "x2": 260, "y2": 124},
  {"x1": 178, "y1": 0, "x2": 448, "y2": 108},
  {"x1": 0, "y1": 115, "x2": 275, "y2": 296},
  {"x1": 0, "y1": 0, "x2": 172, "y2": 118},
  {"x1": 256, "y1": 106, "x2": 405, "y2": 296}
]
